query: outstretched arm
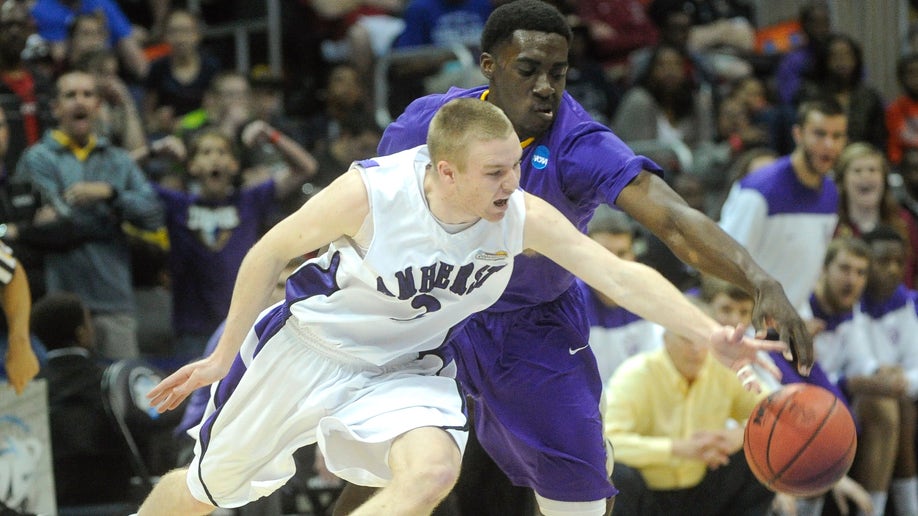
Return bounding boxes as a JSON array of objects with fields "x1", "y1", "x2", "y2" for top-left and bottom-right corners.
[
  {"x1": 148, "y1": 168, "x2": 369, "y2": 412},
  {"x1": 523, "y1": 193, "x2": 785, "y2": 389},
  {"x1": 3, "y1": 261, "x2": 38, "y2": 395},
  {"x1": 616, "y1": 170, "x2": 812, "y2": 374}
]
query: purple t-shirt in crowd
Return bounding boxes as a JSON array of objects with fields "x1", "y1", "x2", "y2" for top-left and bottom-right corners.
[
  {"x1": 157, "y1": 181, "x2": 276, "y2": 336},
  {"x1": 379, "y1": 86, "x2": 662, "y2": 311}
]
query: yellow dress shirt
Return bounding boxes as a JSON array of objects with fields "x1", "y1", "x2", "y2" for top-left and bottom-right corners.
[{"x1": 604, "y1": 348, "x2": 763, "y2": 490}]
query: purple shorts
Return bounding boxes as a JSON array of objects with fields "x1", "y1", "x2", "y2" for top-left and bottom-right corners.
[{"x1": 444, "y1": 286, "x2": 617, "y2": 502}]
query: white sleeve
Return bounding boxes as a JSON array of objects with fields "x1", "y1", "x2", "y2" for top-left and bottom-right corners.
[{"x1": 718, "y1": 183, "x2": 768, "y2": 255}]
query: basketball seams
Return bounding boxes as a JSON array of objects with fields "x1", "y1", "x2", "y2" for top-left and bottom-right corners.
[
  {"x1": 744, "y1": 384, "x2": 856, "y2": 497},
  {"x1": 768, "y1": 394, "x2": 838, "y2": 485}
]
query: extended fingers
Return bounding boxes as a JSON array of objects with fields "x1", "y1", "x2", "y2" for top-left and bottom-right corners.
[{"x1": 735, "y1": 364, "x2": 763, "y2": 393}]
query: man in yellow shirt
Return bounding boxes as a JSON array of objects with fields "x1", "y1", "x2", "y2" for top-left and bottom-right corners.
[{"x1": 604, "y1": 299, "x2": 772, "y2": 515}]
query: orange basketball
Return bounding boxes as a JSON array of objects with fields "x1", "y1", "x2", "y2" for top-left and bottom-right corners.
[{"x1": 743, "y1": 384, "x2": 857, "y2": 497}]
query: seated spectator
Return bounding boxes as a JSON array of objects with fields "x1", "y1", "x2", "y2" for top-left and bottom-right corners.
[
  {"x1": 859, "y1": 227, "x2": 918, "y2": 516},
  {"x1": 33, "y1": 291, "x2": 134, "y2": 507},
  {"x1": 635, "y1": 0, "x2": 753, "y2": 101},
  {"x1": 730, "y1": 75, "x2": 791, "y2": 154},
  {"x1": 613, "y1": 43, "x2": 715, "y2": 155},
  {"x1": 797, "y1": 33, "x2": 887, "y2": 151},
  {"x1": 30, "y1": 0, "x2": 149, "y2": 80},
  {"x1": 153, "y1": 129, "x2": 315, "y2": 361},
  {"x1": 574, "y1": 0, "x2": 658, "y2": 81},
  {"x1": 143, "y1": 9, "x2": 221, "y2": 136},
  {"x1": 691, "y1": 93, "x2": 769, "y2": 215},
  {"x1": 761, "y1": 237, "x2": 874, "y2": 516},
  {"x1": 886, "y1": 53, "x2": 918, "y2": 166},
  {"x1": 649, "y1": 0, "x2": 756, "y2": 56},
  {"x1": 604, "y1": 295, "x2": 774, "y2": 516},
  {"x1": 834, "y1": 142, "x2": 918, "y2": 289},
  {"x1": 774, "y1": 0, "x2": 831, "y2": 106}
]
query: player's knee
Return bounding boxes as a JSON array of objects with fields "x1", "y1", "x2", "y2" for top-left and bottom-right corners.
[
  {"x1": 415, "y1": 459, "x2": 460, "y2": 500},
  {"x1": 533, "y1": 494, "x2": 606, "y2": 516}
]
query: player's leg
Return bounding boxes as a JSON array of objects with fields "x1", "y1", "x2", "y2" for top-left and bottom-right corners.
[
  {"x1": 849, "y1": 394, "x2": 898, "y2": 514},
  {"x1": 891, "y1": 396, "x2": 918, "y2": 516},
  {"x1": 452, "y1": 420, "x2": 536, "y2": 516},
  {"x1": 138, "y1": 468, "x2": 215, "y2": 515},
  {"x1": 350, "y1": 426, "x2": 461, "y2": 515},
  {"x1": 459, "y1": 290, "x2": 616, "y2": 515}
]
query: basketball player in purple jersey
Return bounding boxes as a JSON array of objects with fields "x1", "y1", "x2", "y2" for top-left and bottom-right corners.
[{"x1": 336, "y1": 1, "x2": 814, "y2": 514}]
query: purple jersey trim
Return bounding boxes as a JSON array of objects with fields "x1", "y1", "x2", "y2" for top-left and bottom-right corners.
[
  {"x1": 808, "y1": 293, "x2": 854, "y2": 332},
  {"x1": 195, "y1": 254, "x2": 343, "y2": 505},
  {"x1": 738, "y1": 156, "x2": 838, "y2": 216},
  {"x1": 860, "y1": 284, "x2": 911, "y2": 319}
]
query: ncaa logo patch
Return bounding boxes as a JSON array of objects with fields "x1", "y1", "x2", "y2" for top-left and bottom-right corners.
[{"x1": 531, "y1": 145, "x2": 550, "y2": 170}]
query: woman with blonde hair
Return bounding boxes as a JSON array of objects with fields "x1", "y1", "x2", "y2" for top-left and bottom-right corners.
[{"x1": 834, "y1": 142, "x2": 918, "y2": 287}]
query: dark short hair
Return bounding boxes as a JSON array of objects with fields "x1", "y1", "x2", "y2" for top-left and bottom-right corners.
[
  {"x1": 862, "y1": 224, "x2": 906, "y2": 247},
  {"x1": 481, "y1": 0, "x2": 571, "y2": 54},
  {"x1": 31, "y1": 292, "x2": 86, "y2": 350},
  {"x1": 587, "y1": 204, "x2": 634, "y2": 236},
  {"x1": 795, "y1": 97, "x2": 845, "y2": 126}
]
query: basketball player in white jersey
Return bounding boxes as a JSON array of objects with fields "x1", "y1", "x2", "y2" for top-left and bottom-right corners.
[{"x1": 136, "y1": 99, "x2": 785, "y2": 516}]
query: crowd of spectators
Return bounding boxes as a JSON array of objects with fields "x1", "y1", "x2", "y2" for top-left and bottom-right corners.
[{"x1": 4, "y1": 0, "x2": 918, "y2": 514}]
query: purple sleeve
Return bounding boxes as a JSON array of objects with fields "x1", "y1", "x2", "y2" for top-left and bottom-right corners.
[
  {"x1": 561, "y1": 129, "x2": 664, "y2": 209},
  {"x1": 769, "y1": 350, "x2": 853, "y2": 414},
  {"x1": 378, "y1": 95, "x2": 446, "y2": 154}
]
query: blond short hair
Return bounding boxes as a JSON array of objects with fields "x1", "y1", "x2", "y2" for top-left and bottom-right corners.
[{"x1": 427, "y1": 98, "x2": 515, "y2": 171}]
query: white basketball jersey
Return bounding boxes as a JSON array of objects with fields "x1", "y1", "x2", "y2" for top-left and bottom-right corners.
[{"x1": 284, "y1": 145, "x2": 526, "y2": 365}]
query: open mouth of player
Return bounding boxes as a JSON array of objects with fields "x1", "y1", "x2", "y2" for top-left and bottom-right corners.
[
  {"x1": 533, "y1": 104, "x2": 554, "y2": 120},
  {"x1": 494, "y1": 198, "x2": 508, "y2": 208}
]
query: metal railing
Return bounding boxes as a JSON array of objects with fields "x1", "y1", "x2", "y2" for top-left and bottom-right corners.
[{"x1": 188, "y1": 0, "x2": 282, "y2": 75}]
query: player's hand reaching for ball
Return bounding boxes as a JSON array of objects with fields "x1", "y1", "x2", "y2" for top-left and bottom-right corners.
[
  {"x1": 709, "y1": 324, "x2": 787, "y2": 393},
  {"x1": 752, "y1": 280, "x2": 813, "y2": 376},
  {"x1": 147, "y1": 354, "x2": 233, "y2": 413}
]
